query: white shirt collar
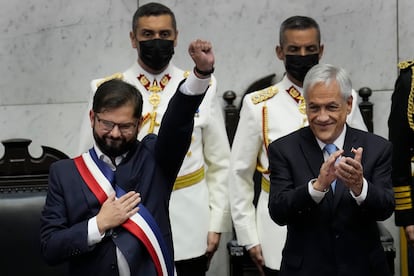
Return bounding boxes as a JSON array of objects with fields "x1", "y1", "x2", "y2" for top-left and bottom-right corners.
[
  {"x1": 316, "y1": 124, "x2": 347, "y2": 151},
  {"x1": 93, "y1": 143, "x2": 127, "y2": 170}
]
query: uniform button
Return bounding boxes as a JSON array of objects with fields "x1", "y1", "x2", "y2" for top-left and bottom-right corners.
[
  {"x1": 111, "y1": 264, "x2": 116, "y2": 270},
  {"x1": 112, "y1": 231, "x2": 118, "y2": 238},
  {"x1": 335, "y1": 234, "x2": 340, "y2": 239}
]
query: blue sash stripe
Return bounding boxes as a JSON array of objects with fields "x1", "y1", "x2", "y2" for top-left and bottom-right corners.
[
  {"x1": 89, "y1": 148, "x2": 114, "y2": 183},
  {"x1": 88, "y1": 148, "x2": 174, "y2": 276}
]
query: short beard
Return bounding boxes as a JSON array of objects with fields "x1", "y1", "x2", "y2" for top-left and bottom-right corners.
[{"x1": 93, "y1": 129, "x2": 136, "y2": 159}]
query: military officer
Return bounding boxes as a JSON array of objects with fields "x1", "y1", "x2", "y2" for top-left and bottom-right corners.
[
  {"x1": 388, "y1": 60, "x2": 414, "y2": 248},
  {"x1": 229, "y1": 16, "x2": 367, "y2": 275},
  {"x1": 78, "y1": 3, "x2": 231, "y2": 276}
]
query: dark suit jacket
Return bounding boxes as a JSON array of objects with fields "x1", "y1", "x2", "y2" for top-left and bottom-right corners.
[
  {"x1": 40, "y1": 87, "x2": 205, "y2": 276},
  {"x1": 268, "y1": 126, "x2": 394, "y2": 276}
]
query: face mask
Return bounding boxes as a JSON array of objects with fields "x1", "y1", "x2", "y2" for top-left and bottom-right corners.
[
  {"x1": 285, "y1": 54, "x2": 319, "y2": 83},
  {"x1": 139, "y1": 39, "x2": 174, "y2": 71}
]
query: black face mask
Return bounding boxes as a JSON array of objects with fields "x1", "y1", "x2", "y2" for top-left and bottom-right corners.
[
  {"x1": 285, "y1": 54, "x2": 319, "y2": 83},
  {"x1": 139, "y1": 39, "x2": 175, "y2": 71}
]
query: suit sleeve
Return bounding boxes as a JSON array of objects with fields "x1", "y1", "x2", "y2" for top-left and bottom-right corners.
[
  {"x1": 40, "y1": 162, "x2": 91, "y2": 265},
  {"x1": 267, "y1": 139, "x2": 318, "y2": 226},
  {"x1": 388, "y1": 65, "x2": 414, "y2": 226},
  {"x1": 155, "y1": 79, "x2": 206, "y2": 185}
]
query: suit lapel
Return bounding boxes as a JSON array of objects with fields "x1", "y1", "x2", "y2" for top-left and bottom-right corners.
[{"x1": 299, "y1": 127, "x2": 324, "y2": 179}]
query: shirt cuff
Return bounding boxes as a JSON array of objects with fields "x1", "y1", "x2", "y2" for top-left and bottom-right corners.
[
  {"x1": 87, "y1": 216, "x2": 104, "y2": 246},
  {"x1": 308, "y1": 178, "x2": 328, "y2": 204},
  {"x1": 245, "y1": 243, "x2": 259, "y2": 251},
  {"x1": 179, "y1": 71, "x2": 211, "y2": 96},
  {"x1": 350, "y1": 178, "x2": 368, "y2": 205}
]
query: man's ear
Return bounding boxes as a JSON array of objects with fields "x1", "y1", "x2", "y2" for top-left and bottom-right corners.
[
  {"x1": 318, "y1": 44, "x2": 324, "y2": 60},
  {"x1": 173, "y1": 30, "x2": 179, "y2": 47},
  {"x1": 276, "y1": 45, "x2": 284, "y2": 61},
  {"x1": 137, "y1": 116, "x2": 144, "y2": 132},
  {"x1": 347, "y1": 95, "x2": 353, "y2": 114},
  {"x1": 89, "y1": 110, "x2": 95, "y2": 128},
  {"x1": 130, "y1": 31, "x2": 137, "y2": 49}
]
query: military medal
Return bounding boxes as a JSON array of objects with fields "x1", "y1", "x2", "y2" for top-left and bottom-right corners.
[
  {"x1": 138, "y1": 74, "x2": 171, "y2": 133},
  {"x1": 286, "y1": 85, "x2": 307, "y2": 126}
]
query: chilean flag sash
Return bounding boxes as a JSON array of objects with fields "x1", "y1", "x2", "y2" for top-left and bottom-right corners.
[{"x1": 74, "y1": 148, "x2": 175, "y2": 276}]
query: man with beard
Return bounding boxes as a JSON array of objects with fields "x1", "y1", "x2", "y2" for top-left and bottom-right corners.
[
  {"x1": 40, "y1": 39, "x2": 214, "y2": 276},
  {"x1": 229, "y1": 16, "x2": 367, "y2": 275},
  {"x1": 78, "y1": 3, "x2": 231, "y2": 276}
]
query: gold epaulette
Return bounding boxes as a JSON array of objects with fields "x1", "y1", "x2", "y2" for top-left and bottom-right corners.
[
  {"x1": 398, "y1": 60, "x2": 414, "y2": 70},
  {"x1": 96, "y1": 72, "x2": 124, "y2": 88},
  {"x1": 251, "y1": 86, "x2": 278, "y2": 104}
]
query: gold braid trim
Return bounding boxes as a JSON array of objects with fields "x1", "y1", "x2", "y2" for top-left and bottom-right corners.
[
  {"x1": 251, "y1": 86, "x2": 278, "y2": 104},
  {"x1": 256, "y1": 105, "x2": 270, "y2": 174},
  {"x1": 407, "y1": 66, "x2": 414, "y2": 131},
  {"x1": 173, "y1": 166, "x2": 204, "y2": 191},
  {"x1": 262, "y1": 105, "x2": 270, "y2": 152},
  {"x1": 398, "y1": 60, "x2": 414, "y2": 70},
  {"x1": 394, "y1": 185, "x2": 413, "y2": 211},
  {"x1": 261, "y1": 177, "x2": 270, "y2": 193},
  {"x1": 96, "y1": 72, "x2": 124, "y2": 88},
  {"x1": 251, "y1": 87, "x2": 278, "y2": 174}
]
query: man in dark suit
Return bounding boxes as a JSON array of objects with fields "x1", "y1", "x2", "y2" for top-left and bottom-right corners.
[
  {"x1": 40, "y1": 39, "x2": 215, "y2": 276},
  {"x1": 268, "y1": 63, "x2": 394, "y2": 276}
]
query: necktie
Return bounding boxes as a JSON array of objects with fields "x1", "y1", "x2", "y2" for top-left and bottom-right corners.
[{"x1": 324, "y1": 144, "x2": 337, "y2": 192}]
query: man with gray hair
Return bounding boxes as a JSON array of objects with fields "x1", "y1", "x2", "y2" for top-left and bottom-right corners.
[
  {"x1": 229, "y1": 15, "x2": 366, "y2": 275},
  {"x1": 268, "y1": 63, "x2": 394, "y2": 276}
]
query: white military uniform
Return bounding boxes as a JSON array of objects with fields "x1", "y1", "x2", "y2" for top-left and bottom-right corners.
[
  {"x1": 78, "y1": 62, "x2": 232, "y2": 262},
  {"x1": 229, "y1": 75, "x2": 367, "y2": 270}
]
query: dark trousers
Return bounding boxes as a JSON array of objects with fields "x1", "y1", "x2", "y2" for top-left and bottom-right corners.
[
  {"x1": 264, "y1": 266, "x2": 279, "y2": 276},
  {"x1": 175, "y1": 255, "x2": 208, "y2": 276},
  {"x1": 409, "y1": 244, "x2": 414, "y2": 276}
]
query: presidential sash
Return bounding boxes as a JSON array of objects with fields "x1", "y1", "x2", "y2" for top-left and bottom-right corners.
[{"x1": 74, "y1": 148, "x2": 174, "y2": 276}]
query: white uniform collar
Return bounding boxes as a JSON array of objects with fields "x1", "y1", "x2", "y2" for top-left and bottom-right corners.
[
  {"x1": 133, "y1": 61, "x2": 175, "y2": 80},
  {"x1": 280, "y1": 74, "x2": 303, "y2": 94}
]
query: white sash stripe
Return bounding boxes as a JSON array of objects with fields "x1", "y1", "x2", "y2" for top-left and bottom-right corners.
[{"x1": 81, "y1": 152, "x2": 169, "y2": 275}]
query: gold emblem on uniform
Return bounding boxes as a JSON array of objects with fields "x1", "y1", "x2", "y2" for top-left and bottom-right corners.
[
  {"x1": 149, "y1": 93, "x2": 160, "y2": 107},
  {"x1": 286, "y1": 86, "x2": 306, "y2": 115},
  {"x1": 298, "y1": 97, "x2": 306, "y2": 115},
  {"x1": 138, "y1": 75, "x2": 150, "y2": 87},
  {"x1": 137, "y1": 73, "x2": 171, "y2": 133}
]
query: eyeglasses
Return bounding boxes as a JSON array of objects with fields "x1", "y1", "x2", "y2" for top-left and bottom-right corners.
[{"x1": 95, "y1": 114, "x2": 138, "y2": 135}]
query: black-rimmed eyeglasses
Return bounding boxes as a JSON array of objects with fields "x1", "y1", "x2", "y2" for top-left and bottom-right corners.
[{"x1": 95, "y1": 114, "x2": 138, "y2": 135}]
